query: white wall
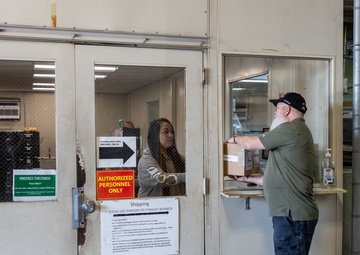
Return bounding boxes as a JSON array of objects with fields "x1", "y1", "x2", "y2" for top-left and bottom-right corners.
[
  {"x1": 0, "y1": 0, "x2": 208, "y2": 37},
  {"x1": 128, "y1": 71, "x2": 184, "y2": 153},
  {"x1": 206, "y1": 0, "x2": 344, "y2": 254},
  {"x1": 95, "y1": 93, "x2": 129, "y2": 136},
  {"x1": 0, "y1": 91, "x2": 55, "y2": 158}
]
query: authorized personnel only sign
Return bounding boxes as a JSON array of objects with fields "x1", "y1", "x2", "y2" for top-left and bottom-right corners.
[
  {"x1": 97, "y1": 170, "x2": 135, "y2": 200},
  {"x1": 13, "y1": 169, "x2": 57, "y2": 201}
]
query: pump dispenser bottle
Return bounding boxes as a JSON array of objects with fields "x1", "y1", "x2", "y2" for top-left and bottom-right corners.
[{"x1": 321, "y1": 148, "x2": 335, "y2": 186}]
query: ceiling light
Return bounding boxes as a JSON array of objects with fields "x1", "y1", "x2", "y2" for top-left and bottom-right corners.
[
  {"x1": 95, "y1": 75, "x2": 107, "y2": 79},
  {"x1": 33, "y1": 83, "x2": 55, "y2": 86},
  {"x1": 34, "y1": 64, "x2": 55, "y2": 69},
  {"x1": 33, "y1": 87, "x2": 55, "y2": 91},
  {"x1": 94, "y1": 66, "x2": 118, "y2": 71},
  {"x1": 238, "y1": 79, "x2": 268, "y2": 83},
  {"x1": 34, "y1": 74, "x2": 56, "y2": 78}
]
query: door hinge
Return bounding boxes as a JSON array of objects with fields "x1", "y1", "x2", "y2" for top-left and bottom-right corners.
[
  {"x1": 202, "y1": 177, "x2": 208, "y2": 195},
  {"x1": 202, "y1": 68, "x2": 207, "y2": 86},
  {"x1": 72, "y1": 187, "x2": 96, "y2": 229}
]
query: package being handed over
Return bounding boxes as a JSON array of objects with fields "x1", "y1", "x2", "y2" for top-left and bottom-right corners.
[{"x1": 223, "y1": 143, "x2": 259, "y2": 177}]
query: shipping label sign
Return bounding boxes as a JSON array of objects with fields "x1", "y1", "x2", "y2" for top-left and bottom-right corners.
[
  {"x1": 13, "y1": 169, "x2": 57, "y2": 201},
  {"x1": 97, "y1": 170, "x2": 135, "y2": 200},
  {"x1": 101, "y1": 198, "x2": 179, "y2": 255}
]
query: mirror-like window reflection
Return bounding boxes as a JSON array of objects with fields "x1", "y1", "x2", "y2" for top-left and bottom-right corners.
[
  {"x1": 0, "y1": 60, "x2": 56, "y2": 202},
  {"x1": 231, "y1": 73, "x2": 268, "y2": 135},
  {"x1": 94, "y1": 65, "x2": 186, "y2": 197}
]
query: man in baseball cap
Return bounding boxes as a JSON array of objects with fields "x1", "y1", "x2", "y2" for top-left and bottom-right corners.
[
  {"x1": 226, "y1": 91, "x2": 318, "y2": 255},
  {"x1": 269, "y1": 92, "x2": 307, "y2": 114}
]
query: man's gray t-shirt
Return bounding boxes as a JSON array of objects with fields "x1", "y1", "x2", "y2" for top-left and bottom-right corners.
[{"x1": 259, "y1": 118, "x2": 319, "y2": 221}]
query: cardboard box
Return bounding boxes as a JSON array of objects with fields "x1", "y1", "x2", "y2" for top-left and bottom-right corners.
[
  {"x1": 252, "y1": 149, "x2": 260, "y2": 173},
  {"x1": 223, "y1": 143, "x2": 260, "y2": 176}
]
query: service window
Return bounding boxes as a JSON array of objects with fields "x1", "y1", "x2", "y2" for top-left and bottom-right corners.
[{"x1": 223, "y1": 55, "x2": 331, "y2": 188}]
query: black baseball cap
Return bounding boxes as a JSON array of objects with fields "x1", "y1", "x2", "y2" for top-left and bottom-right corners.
[{"x1": 269, "y1": 92, "x2": 307, "y2": 114}]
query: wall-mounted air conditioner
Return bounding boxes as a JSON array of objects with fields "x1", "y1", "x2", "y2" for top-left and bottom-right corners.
[{"x1": 0, "y1": 98, "x2": 20, "y2": 120}]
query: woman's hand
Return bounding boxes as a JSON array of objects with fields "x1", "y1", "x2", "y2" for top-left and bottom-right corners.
[{"x1": 232, "y1": 175, "x2": 264, "y2": 186}]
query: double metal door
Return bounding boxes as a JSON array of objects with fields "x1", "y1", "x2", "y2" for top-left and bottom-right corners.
[{"x1": 0, "y1": 41, "x2": 204, "y2": 255}]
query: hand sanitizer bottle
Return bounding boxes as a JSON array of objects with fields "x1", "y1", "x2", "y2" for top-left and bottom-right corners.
[{"x1": 321, "y1": 148, "x2": 335, "y2": 187}]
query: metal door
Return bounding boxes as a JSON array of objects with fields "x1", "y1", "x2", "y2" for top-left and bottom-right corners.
[
  {"x1": 75, "y1": 45, "x2": 204, "y2": 255},
  {"x1": 0, "y1": 41, "x2": 77, "y2": 254}
]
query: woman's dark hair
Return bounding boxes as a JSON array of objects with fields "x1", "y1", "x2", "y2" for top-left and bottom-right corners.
[{"x1": 147, "y1": 118, "x2": 185, "y2": 173}]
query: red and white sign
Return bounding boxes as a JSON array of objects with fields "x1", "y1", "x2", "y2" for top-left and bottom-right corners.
[{"x1": 96, "y1": 170, "x2": 135, "y2": 200}]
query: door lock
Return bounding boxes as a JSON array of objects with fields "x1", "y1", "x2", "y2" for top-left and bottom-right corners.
[
  {"x1": 72, "y1": 187, "x2": 96, "y2": 229},
  {"x1": 82, "y1": 200, "x2": 96, "y2": 214}
]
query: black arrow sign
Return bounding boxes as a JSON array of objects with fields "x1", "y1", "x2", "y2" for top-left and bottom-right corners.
[{"x1": 99, "y1": 142, "x2": 135, "y2": 164}]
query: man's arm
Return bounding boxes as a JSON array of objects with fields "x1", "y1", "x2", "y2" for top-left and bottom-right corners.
[
  {"x1": 226, "y1": 135, "x2": 265, "y2": 150},
  {"x1": 225, "y1": 135, "x2": 265, "y2": 186}
]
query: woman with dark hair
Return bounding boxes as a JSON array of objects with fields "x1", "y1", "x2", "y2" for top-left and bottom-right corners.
[{"x1": 137, "y1": 118, "x2": 186, "y2": 197}]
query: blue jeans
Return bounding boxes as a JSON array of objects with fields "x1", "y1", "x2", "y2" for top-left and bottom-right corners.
[{"x1": 272, "y1": 213, "x2": 318, "y2": 255}]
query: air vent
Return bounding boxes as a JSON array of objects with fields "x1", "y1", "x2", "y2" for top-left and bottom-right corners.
[{"x1": 0, "y1": 98, "x2": 20, "y2": 121}]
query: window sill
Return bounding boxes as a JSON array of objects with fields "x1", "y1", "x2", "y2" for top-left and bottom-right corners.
[{"x1": 220, "y1": 186, "x2": 346, "y2": 198}]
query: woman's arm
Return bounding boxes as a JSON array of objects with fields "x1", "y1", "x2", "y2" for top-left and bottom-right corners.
[
  {"x1": 234, "y1": 175, "x2": 263, "y2": 186},
  {"x1": 145, "y1": 166, "x2": 185, "y2": 186},
  {"x1": 138, "y1": 155, "x2": 185, "y2": 188}
]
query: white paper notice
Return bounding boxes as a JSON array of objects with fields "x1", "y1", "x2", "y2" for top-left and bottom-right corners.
[{"x1": 101, "y1": 198, "x2": 179, "y2": 255}]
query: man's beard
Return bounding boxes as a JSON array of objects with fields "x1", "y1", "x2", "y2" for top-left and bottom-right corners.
[{"x1": 270, "y1": 114, "x2": 287, "y2": 130}]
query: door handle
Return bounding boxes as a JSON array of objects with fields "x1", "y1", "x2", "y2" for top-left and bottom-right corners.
[
  {"x1": 72, "y1": 187, "x2": 96, "y2": 229},
  {"x1": 82, "y1": 200, "x2": 96, "y2": 214}
]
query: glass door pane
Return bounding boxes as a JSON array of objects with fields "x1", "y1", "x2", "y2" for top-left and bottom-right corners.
[{"x1": 0, "y1": 59, "x2": 55, "y2": 202}]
